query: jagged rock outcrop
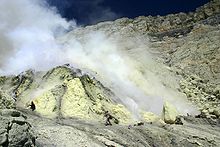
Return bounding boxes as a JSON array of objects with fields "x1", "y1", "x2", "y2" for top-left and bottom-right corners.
[
  {"x1": 0, "y1": 109, "x2": 35, "y2": 147},
  {"x1": 0, "y1": 77, "x2": 16, "y2": 109},
  {"x1": 66, "y1": 0, "x2": 219, "y2": 39},
  {"x1": 0, "y1": 90, "x2": 15, "y2": 110}
]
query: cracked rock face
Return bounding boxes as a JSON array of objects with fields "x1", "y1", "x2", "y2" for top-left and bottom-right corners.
[{"x1": 0, "y1": 109, "x2": 35, "y2": 147}]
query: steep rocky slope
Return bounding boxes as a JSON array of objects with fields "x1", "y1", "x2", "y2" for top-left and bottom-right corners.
[
  {"x1": 59, "y1": 0, "x2": 220, "y2": 118},
  {"x1": 0, "y1": 0, "x2": 220, "y2": 146}
]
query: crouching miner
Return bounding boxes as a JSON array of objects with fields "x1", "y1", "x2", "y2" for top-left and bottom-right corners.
[{"x1": 104, "y1": 111, "x2": 119, "y2": 126}]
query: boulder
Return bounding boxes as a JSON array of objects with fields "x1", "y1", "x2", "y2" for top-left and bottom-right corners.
[
  {"x1": 162, "y1": 101, "x2": 178, "y2": 124},
  {"x1": 0, "y1": 109, "x2": 35, "y2": 147},
  {"x1": 213, "y1": 108, "x2": 220, "y2": 118}
]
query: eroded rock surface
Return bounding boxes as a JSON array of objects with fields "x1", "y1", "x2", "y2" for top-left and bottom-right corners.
[
  {"x1": 19, "y1": 110, "x2": 220, "y2": 147},
  {"x1": 0, "y1": 109, "x2": 35, "y2": 147}
]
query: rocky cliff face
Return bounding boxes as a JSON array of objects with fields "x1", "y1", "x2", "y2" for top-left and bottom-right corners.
[{"x1": 0, "y1": 0, "x2": 220, "y2": 146}]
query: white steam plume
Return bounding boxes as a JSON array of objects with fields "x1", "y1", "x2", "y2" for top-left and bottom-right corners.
[
  {"x1": 59, "y1": 31, "x2": 199, "y2": 117},
  {"x1": 0, "y1": 0, "x2": 74, "y2": 74},
  {"x1": 0, "y1": 0, "x2": 198, "y2": 118}
]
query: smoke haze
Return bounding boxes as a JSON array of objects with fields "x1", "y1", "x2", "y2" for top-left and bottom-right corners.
[{"x1": 0, "y1": 0, "x2": 198, "y2": 118}]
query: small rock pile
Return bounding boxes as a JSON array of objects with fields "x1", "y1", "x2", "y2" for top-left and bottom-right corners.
[{"x1": 180, "y1": 74, "x2": 220, "y2": 119}]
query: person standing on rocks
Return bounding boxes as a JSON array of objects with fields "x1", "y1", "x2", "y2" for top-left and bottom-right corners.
[
  {"x1": 104, "y1": 111, "x2": 119, "y2": 126},
  {"x1": 28, "y1": 101, "x2": 36, "y2": 111}
]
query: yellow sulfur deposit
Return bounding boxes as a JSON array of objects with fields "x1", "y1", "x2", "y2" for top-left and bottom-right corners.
[
  {"x1": 162, "y1": 101, "x2": 179, "y2": 124},
  {"x1": 28, "y1": 71, "x2": 133, "y2": 124},
  {"x1": 141, "y1": 111, "x2": 161, "y2": 123},
  {"x1": 6, "y1": 66, "x2": 178, "y2": 124},
  {"x1": 111, "y1": 104, "x2": 132, "y2": 124},
  {"x1": 61, "y1": 78, "x2": 92, "y2": 119},
  {"x1": 33, "y1": 90, "x2": 57, "y2": 118}
]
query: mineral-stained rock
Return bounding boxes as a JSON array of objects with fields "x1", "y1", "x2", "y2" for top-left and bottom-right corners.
[
  {"x1": 162, "y1": 101, "x2": 179, "y2": 124},
  {"x1": 3, "y1": 66, "x2": 133, "y2": 124},
  {"x1": 141, "y1": 111, "x2": 163, "y2": 123},
  {"x1": 0, "y1": 90, "x2": 15, "y2": 109},
  {"x1": 33, "y1": 85, "x2": 61, "y2": 118}
]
